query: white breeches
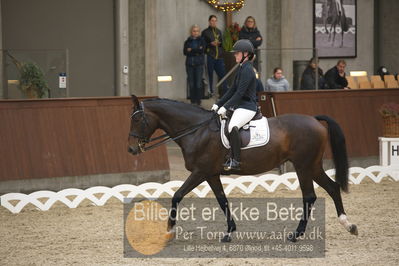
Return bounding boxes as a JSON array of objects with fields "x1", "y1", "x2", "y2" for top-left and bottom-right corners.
[{"x1": 228, "y1": 108, "x2": 256, "y2": 133}]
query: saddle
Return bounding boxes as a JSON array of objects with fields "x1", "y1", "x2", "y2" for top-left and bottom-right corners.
[{"x1": 221, "y1": 108, "x2": 270, "y2": 150}]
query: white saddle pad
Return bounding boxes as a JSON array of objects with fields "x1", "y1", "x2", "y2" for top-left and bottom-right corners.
[{"x1": 220, "y1": 117, "x2": 270, "y2": 150}]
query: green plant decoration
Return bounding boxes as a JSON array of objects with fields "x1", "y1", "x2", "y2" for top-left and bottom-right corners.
[
  {"x1": 6, "y1": 51, "x2": 49, "y2": 98},
  {"x1": 223, "y1": 29, "x2": 233, "y2": 52},
  {"x1": 222, "y1": 22, "x2": 241, "y2": 52}
]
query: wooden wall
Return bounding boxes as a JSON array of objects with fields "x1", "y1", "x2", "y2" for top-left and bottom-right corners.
[
  {"x1": 1, "y1": 89, "x2": 397, "y2": 182},
  {"x1": 0, "y1": 97, "x2": 169, "y2": 181},
  {"x1": 259, "y1": 88, "x2": 399, "y2": 157}
]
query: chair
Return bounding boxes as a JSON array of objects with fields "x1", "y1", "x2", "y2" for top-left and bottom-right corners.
[
  {"x1": 371, "y1": 80, "x2": 385, "y2": 88},
  {"x1": 386, "y1": 79, "x2": 399, "y2": 89},
  {"x1": 383, "y1": 75, "x2": 396, "y2": 82},
  {"x1": 346, "y1": 76, "x2": 358, "y2": 89},
  {"x1": 357, "y1": 76, "x2": 369, "y2": 83},
  {"x1": 356, "y1": 76, "x2": 371, "y2": 89},
  {"x1": 370, "y1": 76, "x2": 385, "y2": 88},
  {"x1": 384, "y1": 75, "x2": 396, "y2": 87},
  {"x1": 370, "y1": 75, "x2": 383, "y2": 83},
  {"x1": 359, "y1": 80, "x2": 372, "y2": 89}
]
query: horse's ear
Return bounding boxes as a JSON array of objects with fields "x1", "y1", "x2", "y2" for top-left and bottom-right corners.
[{"x1": 131, "y1": 94, "x2": 140, "y2": 108}]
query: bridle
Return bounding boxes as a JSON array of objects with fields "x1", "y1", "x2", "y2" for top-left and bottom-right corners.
[
  {"x1": 129, "y1": 103, "x2": 151, "y2": 152},
  {"x1": 129, "y1": 102, "x2": 216, "y2": 153}
]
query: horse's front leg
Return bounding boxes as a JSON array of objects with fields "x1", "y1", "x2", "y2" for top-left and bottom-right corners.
[
  {"x1": 331, "y1": 24, "x2": 337, "y2": 46},
  {"x1": 167, "y1": 172, "x2": 205, "y2": 237},
  {"x1": 207, "y1": 175, "x2": 236, "y2": 242}
]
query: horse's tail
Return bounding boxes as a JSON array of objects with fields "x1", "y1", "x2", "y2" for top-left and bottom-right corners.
[{"x1": 315, "y1": 115, "x2": 349, "y2": 192}]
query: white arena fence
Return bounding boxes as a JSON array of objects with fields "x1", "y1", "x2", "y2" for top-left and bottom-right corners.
[{"x1": 1, "y1": 166, "x2": 398, "y2": 214}]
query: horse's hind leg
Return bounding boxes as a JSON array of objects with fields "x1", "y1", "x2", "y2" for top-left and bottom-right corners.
[
  {"x1": 313, "y1": 168, "x2": 358, "y2": 235},
  {"x1": 207, "y1": 175, "x2": 236, "y2": 242},
  {"x1": 340, "y1": 31, "x2": 344, "y2": 47},
  {"x1": 331, "y1": 24, "x2": 337, "y2": 46},
  {"x1": 288, "y1": 166, "x2": 317, "y2": 242}
]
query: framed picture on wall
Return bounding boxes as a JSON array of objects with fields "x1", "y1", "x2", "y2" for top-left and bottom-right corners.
[{"x1": 313, "y1": 0, "x2": 357, "y2": 58}]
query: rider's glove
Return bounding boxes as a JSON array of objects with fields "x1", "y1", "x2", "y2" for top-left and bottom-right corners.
[
  {"x1": 211, "y1": 104, "x2": 219, "y2": 112},
  {"x1": 217, "y1": 106, "x2": 227, "y2": 118}
]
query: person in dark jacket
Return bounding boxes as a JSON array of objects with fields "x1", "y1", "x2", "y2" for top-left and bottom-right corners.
[
  {"x1": 239, "y1": 16, "x2": 263, "y2": 70},
  {"x1": 300, "y1": 57, "x2": 325, "y2": 90},
  {"x1": 201, "y1": 15, "x2": 227, "y2": 96},
  {"x1": 254, "y1": 67, "x2": 265, "y2": 101},
  {"x1": 323, "y1": 59, "x2": 349, "y2": 89},
  {"x1": 184, "y1": 25, "x2": 206, "y2": 105},
  {"x1": 239, "y1": 16, "x2": 263, "y2": 48},
  {"x1": 211, "y1": 40, "x2": 257, "y2": 171}
]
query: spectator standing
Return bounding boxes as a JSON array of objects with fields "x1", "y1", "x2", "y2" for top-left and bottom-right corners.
[
  {"x1": 183, "y1": 24, "x2": 206, "y2": 105},
  {"x1": 202, "y1": 15, "x2": 227, "y2": 96},
  {"x1": 266, "y1": 67, "x2": 289, "y2": 92},
  {"x1": 324, "y1": 60, "x2": 349, "y2": 89},
  {"x1": 239, "y1": 16, "x2": 263, "y2": 70},
  {"x1": 300, "y1": 57, "x2": 325, "y2": 90}
]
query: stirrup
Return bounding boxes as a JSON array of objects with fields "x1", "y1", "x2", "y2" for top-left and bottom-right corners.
[{"x1": 223, "y1": 158, "x2": 241, "y2": 171}]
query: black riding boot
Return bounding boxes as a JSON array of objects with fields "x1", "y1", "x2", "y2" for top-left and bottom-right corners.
[{"x1": 224, "y1": 126, "x2": 241, "y2": 171}]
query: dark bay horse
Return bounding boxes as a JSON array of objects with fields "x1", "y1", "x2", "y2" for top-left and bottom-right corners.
[
  {"x1": 323, "y1": 0, "x2": 348, "y2": 47},
  {"x1": 127, "y1": 95, "x2": 358, "y2": 242}
]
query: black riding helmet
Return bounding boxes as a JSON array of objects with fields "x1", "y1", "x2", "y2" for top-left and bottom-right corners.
[
  {"x1": 231, "y1": 39, "x2": 254, "y2": 63},
  {"x1": 232, "y1": 39, "x2": 254, "y2": 54}
]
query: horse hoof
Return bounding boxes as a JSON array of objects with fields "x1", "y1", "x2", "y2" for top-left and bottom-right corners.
[
  {"x1": 349, "y1": 224, "x2": 358, "y2": 236},
  {"x1": 221, "y1": 235, "x2": 232, "y2": 243},
  {"x1": 164, "y1": 230, "x2": 175, "y2": 241}
]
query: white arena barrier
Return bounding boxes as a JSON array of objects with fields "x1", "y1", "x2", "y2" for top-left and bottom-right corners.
[{"x1": 1, "y1": 166, "x2": 398, "y2": 214}]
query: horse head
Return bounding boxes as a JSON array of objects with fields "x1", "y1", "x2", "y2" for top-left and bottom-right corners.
[{"x1": 127, "y1": 95, "x2": 158, "y2": 155}]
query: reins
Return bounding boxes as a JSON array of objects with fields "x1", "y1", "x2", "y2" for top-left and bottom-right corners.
[{"x1": 131, "y1": 111, "x2": 217, "y2": 153}]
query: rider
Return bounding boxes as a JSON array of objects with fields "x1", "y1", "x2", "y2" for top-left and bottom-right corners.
[{"x1": 211, "y1": 39, "x2": 257, "y2": 171}]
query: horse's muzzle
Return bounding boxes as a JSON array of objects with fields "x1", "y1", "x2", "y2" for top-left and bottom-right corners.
[{"x1": 128, "y1": 145, "x2": 140, "y2": 155}]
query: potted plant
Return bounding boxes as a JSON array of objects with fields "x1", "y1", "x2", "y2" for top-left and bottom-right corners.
[
  {"x1": 222, "y1": 22, "x2": 241, "y2": 86},
  {"x1": 6, "y1": 51, "x2": 49, "y2": 98},
  {"x1": 222, "y1": 22, "x2": 241, "y2": 52},
  {"x1": 379, "y1": 102, "x2": 399, "y2": 137}
]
